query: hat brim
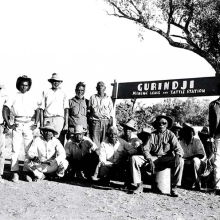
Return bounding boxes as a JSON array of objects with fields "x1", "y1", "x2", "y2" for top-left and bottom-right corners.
[
  {"x1": 39, "y1": 127, "x2": 58, "y2": 135},
  {"x1": 48, "y1": 79, "x2": 63, "y2": 83},
  {"x1": 198, "y1": 131, "x2": 209, "y2": 137},
  {"x1": 120, "y1": 124, "x2": 137, "y2": 132},
  {"x1": 172, "y1": 125, "x2": 182, "y2": 130},
  {"x1": 152, "y1": 115, "x2": 173, "y2": 129},
  {"x1": 16, "y1": 77, "x2": 32, "y2": 91},
  {"x1": 137, "y1": 132, "x2": 151, "y2": 140}
]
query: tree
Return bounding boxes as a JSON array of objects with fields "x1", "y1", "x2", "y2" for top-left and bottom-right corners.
[{"x1": 104, "y1": 0, "x2": 220, "y2": 75}]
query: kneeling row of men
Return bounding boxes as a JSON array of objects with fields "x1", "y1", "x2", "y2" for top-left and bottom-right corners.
[{"x1": 24, "y1": 114, "x2": 207, "y2": 198}]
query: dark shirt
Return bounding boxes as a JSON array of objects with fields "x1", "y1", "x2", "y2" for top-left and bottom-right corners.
[{"x1": 209, "y1": 98, "x2": 220, "y2": 138}]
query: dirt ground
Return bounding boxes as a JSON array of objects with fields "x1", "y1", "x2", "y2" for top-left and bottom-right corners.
[{"x1": 1, "y1": 137, "x2": 220, "y2": 220}]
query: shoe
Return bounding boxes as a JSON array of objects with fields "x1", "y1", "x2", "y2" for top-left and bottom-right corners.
[
  {"x1": 0, "y1": 175, "x2": 5, "y2": 183},
  {"x1": 171, "y1": 188, "x2": 179, "y2": 197},
  {"x1": 132, "y1": 183, "x2": 143, "y2": 194},
  {"x1": 33, "y1": 174, "x2": 45, "y2": 182},
  {"x1": 25, "y1": 174, "x2": 33, "y2": 182},
  {"x1": 98, "y1": 178, "x2": 111, "y2": 187},
  {"x1": 11, "y1": 173, "x2": 19, "y2": 183},
  {"x1": 193, "y1": 182, "x2": 201, "y2": 191}
]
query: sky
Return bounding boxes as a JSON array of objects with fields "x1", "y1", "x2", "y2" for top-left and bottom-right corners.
[{"x1": 0, "y1": 0, "x2": 218, "y2": 105}]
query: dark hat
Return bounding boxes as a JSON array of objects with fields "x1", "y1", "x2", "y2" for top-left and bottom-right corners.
[
  {"x1": 120, "y1": 119, "x2": 137, "y2": 132},
  {"x1": 137, "y1": 127, "x2": 152, "y2": 141},
  {"x1": 182, "y1": 123, "x2": 195, "y2": 136},
  {"x1": 152, "y1": 114, "x2": 173, "y2": 129},
  {"x1": 39, "y1": 122, "x2": 58, "y2": 135},
  {"x1": 198, "y1": 126, "x2": 209, "y2": 138},
  {"x1": 16, "y1": 75, "x2": 32, "y2": 91},
  {"x1": 172, "y1": 122, "x2": 182, "y2": 130},
  {"x1": 48, "y1": 73, "x2": 63, "y2": 83}
]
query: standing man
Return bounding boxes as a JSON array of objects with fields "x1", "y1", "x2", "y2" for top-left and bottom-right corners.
[
  {"x1": 0, "y1": 84, "x2": 7, "y2": 183},
  {"x1": 39, "y1": 73, "x2": 69, "y2": 146},
  {"x1": 68, "y1": 82, "x2": 89, "y2": 137},
  {"x1": 89, "y1": 81, "x2": 114, "y2": 147},
  {"x1": 130, "y1": 115, "x2": 184, "y2": 196},
  {"x1": 3, "y1": 75, "x2": 40, "y2": 182},
  {"x1": 209, "y1": 96, "x2": 220, "y2": 194}
]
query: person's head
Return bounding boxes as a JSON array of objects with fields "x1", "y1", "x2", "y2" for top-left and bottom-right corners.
[
  {"x1": 182, "y1": 123, "x2": 195, "y2": 143},
  {"x1": 120, "y1": 119, "x2": 137, "y2": 140},
  {"x1": 107, "y1": 126, "x2": 118, "y2": 145},
  {"x1": 75, "y1": 82, "x2": 86, "y2": 99},
  {"x1": 137, "y1": 127, "x2": 152, "y2": 145},
  {"x1": 40, "y1": 122, "x2": 58, "y2": 141},
  {"x1": 69, "y1": 125, "x2": 86, "y2": 143},
  {"x1": 48, "y1": 73, "x2": 63, "y2": 90},
  {"x1": 96, "y1": 81, "x2": 106, "y2": 95},
  {"x1": 16, "y1": 75, "x2": 32, "y2": 93},
  {"x1": 171, "y1": 122, "x2": 182, "y2": 140},
  {"x1": 152, "y1": 115, "x2": 173, "y2": 132}
]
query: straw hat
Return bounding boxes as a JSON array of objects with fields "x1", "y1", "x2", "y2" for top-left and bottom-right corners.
[
  {"x1": 39, "y1": 122, "x2": 58, "y2": 135},
  {"x1": 152, "y1": 114, "x2": 173, "y2": 129},
  {"x1": 120, "y1": 119, "x2": 137, "y2": 132},
  {"x1": 48, "y1": 73, "x2": 63, "y2": 82},
  {"x1": 16, "y1": 75, "x2": 32, "y2": 91}
]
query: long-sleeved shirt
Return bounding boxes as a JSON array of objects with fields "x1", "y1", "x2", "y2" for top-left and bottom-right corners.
[
  {"x1": 143, "y1": 129, "x2": 183, "y2": 160},
  {"x1": 65, "y1": 136, "x2": 97, "y2": 161},
  {"x1": 209, "y1": 98, "x2": 220, "y2": 139},
  {"x1": 27, "y1": 136, "x2": 66, "y2": 164},
  {"x1": 39, "y1": 88, "x2": 69, "y2": 117},
  {"x1": 99, "y1": 137, "x2": 137, "y2": 166},
  {"x1": 180, "y1": 137, "x2": 206, "y2": 161},
  {"x1": 0, "y1": 91, "x2": 7, "y2": 124},
  {"x1": 89, "y1": 94, "x2": 113, "y2": 120}
]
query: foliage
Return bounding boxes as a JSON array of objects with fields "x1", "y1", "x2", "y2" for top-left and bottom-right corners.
[
  {"x1": 115, "y1": 97, "x2": 210, "y2": 130},
  {"x1": 104, "y1": 0, "x2": 220, "y2": 75}
]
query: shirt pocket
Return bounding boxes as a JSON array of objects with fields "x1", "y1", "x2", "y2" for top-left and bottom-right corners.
[{"x1": 163, "y1": 142, "x2": 171, "y2": 153}]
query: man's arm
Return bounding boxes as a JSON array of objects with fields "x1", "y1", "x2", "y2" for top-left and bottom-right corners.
[
  {"x1": 2, "y1": 105, "x2": 17, "y2": 130},
  {"x1": 62, "y1": 108, "x2": 69, "y2": 131},
  {"x1": 99, "y1": 142, "x2": 113, "y2": 166}
]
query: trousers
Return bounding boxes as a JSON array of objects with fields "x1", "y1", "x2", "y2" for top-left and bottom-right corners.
[
  {"x1": 0, "y1": 125, "x2": 5, "y2": 175},
  {"x1": 214, "y1": 138, "x2": 220, "y2": 189}
]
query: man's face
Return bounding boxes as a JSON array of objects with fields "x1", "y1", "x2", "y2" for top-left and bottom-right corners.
[
  {"x1": 75, "y1": 86, "x2": 85, "y2": 99},
  {"x1": 74, "y1": 133, "x2": 84, "y2": 143},
  {"x1": 157, "y1": 118, "x2": 168, "y2": 132},
  {"x1": 173, "y1": 128, "x2": 181, "y2": 139},
  {"x1": 108, "y1": 129, "x2": 118, "y2": 145},
  {"x1": 43, "y1": 130, "x2": 54, "y2": 141},
  {"x1": 96, "y1": 83, "x2": 106, "y2": 95},
  {"x1": 124, "y1": 128, "x2": 132, "y2": 139},
  {"x1": 19, "y1": 81, "x2": 29, "y2": 93},
  {"x1": 51, "y1": 80, "x2": 61, "y2": 89}
]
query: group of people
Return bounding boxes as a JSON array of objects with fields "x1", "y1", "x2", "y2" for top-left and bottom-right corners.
[{"x1": 0, "y1": 73, "x2": 219, "y2": 198}]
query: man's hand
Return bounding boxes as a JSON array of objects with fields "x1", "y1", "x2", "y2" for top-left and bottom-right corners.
[
  {"x1": 8, "y1": 123, "x2": 18, "y2": 130},
  {"x1": 32, "y1": 156, "x2": 41, "y2": 164},
  {"x1": 174, "y1": 154, "x2": 180, "y2": 167},
  {"x1": 30, "y1": 124, "x2": 37, "y2": 131},
  {"x1": 147, "y1": 158, "x2": 155, "y2": 175},
  {"x1": 62, "y1": 124, "x2": 68, "y2": 134}
]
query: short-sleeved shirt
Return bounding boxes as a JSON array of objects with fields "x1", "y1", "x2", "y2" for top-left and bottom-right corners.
[
  {"x1": 0, "y1": 91, "x2": 7, "y2": 124},
  {"x1": 180, "y1": 137, "x2": 206, "y2": 161},
  {"x1": 65, "y1": 136, "x2": 97, "y2": 161},
  {"x1": 39, "y1": 88, "x2": 69, "y2": 117},
  {"x1": 68, "y1": 96, "x2": 88, "y2": 128},
  {"x1": 89, "y1": 94, "x2": 113, "y2": 120},
  {"x1": 143, "y1": 129, "x2": 183, "y2": 160},
  {"x1": 27, "y1": 136, "x2": 66, "y2": 164},
  {"x1": 5, "y1": 91, "x2": 38, "y2": 118},
  {"x1": 99, "y1": 137, "x2": 136, "y2": 165}
]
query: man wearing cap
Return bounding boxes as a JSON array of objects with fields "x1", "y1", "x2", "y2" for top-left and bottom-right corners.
[
  {"x1": 3, "y1": 76, "x2": 40, "y2": 182},
  {"x1": 68, "y1": 82, "x2": 89, "y2": 138},
  {"x1": 89, "y1": 81, "x2": 114, "y2": 148},
  {"x1": 120, "y1": 119, "x2": 142, "y2": 154},
  {"x1": 180, "y1": 123, "x2": 206, "y2": 190},
  {"x1": 26, "y1": 122, "x2": 68, "y2": 181},
  {"x1": 39, "y1": 73, "x2": 69, "y2": 146},
  {"x1": 130, "y1": 115, "x2": 184, "y2": 196},
  {"x1": 98, "y1": 126, "x2": 137, "y2": 186},
  {"x1": 64, "y1": 125, "x2": 99, "y2": 180},
  {"x1": 0, "y1": 84, "x2": 7, "y2": 183}
]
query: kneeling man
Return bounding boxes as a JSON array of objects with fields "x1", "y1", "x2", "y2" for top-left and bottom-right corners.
[{"x1": 26, "y1": 122, "x2": 68, "y2": 181}]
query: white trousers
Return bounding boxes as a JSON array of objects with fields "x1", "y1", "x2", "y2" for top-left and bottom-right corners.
[{"x1": 214, "y1": 138, "x2": 220, "y2": 189}]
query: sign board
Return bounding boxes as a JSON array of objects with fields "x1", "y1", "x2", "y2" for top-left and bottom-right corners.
[{"x1": 116, "y1": 77, "x2": 220, "y2": 99}]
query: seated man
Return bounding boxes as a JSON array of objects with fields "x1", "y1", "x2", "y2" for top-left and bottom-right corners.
[
  {"x1": 26, "y1": 122, "x2": 68, "y2": 182},
  {"x1": 180, "y1": 123, "x2": 206, "y2": 190},
  {"x1": 130, "y1": 115, "x2": 184, "y2": 197},
  {"x1": 171, "y1": 122, "x2": 182, "y2": 141},
  {"x1": 64, "y1": 125, "x2": 99, "y2": 180},
  {"x1": 98, "y1": 126, "x2": 137, "y2": 185}
]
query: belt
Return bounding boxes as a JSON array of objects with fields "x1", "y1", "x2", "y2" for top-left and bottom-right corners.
[
  {"x1": 44, "y1": 116, "x2": 62, "y2": 118},
  {"x1": 15, "y1": 116, "x2": 32, "y2": 123}
]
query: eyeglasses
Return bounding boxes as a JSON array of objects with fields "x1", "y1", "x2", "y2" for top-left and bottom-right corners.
[{"x1": 158, "y1": 122, "x2": 167, "y2": 125}]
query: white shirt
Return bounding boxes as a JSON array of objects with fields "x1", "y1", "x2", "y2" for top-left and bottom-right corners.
[
  {"x1": 0, "y1": 91, "x2": 7, "y2": 124},
  {"x1": 27, "y1": 136, "x2": 66, "y2": 164},
  {"x1": 5, "y1": 91, "x2": 38, "y2": 117},
  {"x1": 39, "y1": 88, "x2": 69, "y2": 117}
]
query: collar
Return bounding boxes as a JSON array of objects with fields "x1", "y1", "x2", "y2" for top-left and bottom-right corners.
[
  {"x1": 96, "y1": 93, "x2": 107, "y2": 98},
  {"x1": 73, "y1": 96, "x2": 85, "y2": 101}
]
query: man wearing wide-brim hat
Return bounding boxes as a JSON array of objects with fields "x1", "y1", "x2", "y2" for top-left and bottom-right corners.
[
  {"x1": 64, "y1": 125, "x2": 99, "y2": 180},
  {"x1": 180, "y1": 123, "x2": 206, "y2": 191},
  {"x1": 26, "y1": 122, "x2": 68, "y2": 181},
  {"x1": 130, "y1": 114, "x2": 184, "y2": 197},
  {"x1": 171, "y1": 122, "x2": 182, "y2": 141},
  {"x1": 39, "y1": 73, "x2": 69, "y2": 146},
  {"x1": 3, "y1": 75, "x2": 40, "y2": 183}
]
